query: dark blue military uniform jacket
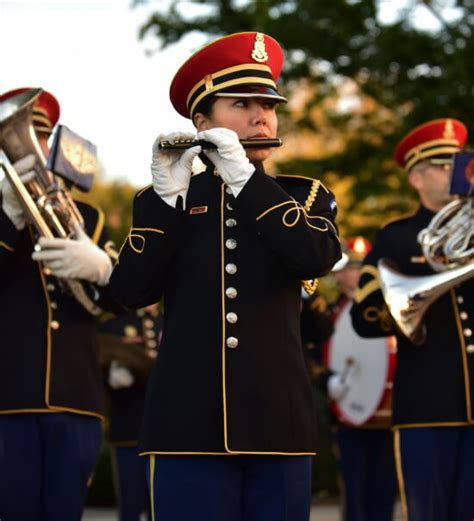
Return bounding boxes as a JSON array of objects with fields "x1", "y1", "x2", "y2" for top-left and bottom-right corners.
[
  {"x1": 110, "y1": 163, "x2": 341, "y2": 455},
  {"x1": 351, "y1": 205, "x2": 474, "y2": 428},
  {"x1": 0, "y1": 199, "x2": 116, "y2": 418}
]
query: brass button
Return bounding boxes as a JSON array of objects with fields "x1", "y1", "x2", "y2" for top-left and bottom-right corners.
[
  {"x1": 50, "y1": 320, "x2": 60, "y2": 330},
  {"x1": 225, "y1": 263, "x2": 237, "y2": 275},
  {"x1": 460, "y1": 311, "x2": 468, "y2": 320},
  {"x1": 226, "y1": 203, "x2": 234, "y2": 211},
  {"x1": 43, "y1": 267, "x2": 51, "y2": 276},
  {"x1": 226, "y1": 287, "x2": 237, "y2": 299},
  {"x1": 146, "y1": 330, "x2": 155, "y2": 338},
  {"x1": 464, "y1": 328, "x2": 472, "y2": 337},
  {"x1": 467, "y1": 344, "x2": 474, "y2": 353},
  {"x1": 147, "y1": 340, "x2": 157, "y2": 348},
  {"x1": 225, "y1": 218, "x2": 237, "y2": 228},
  {"x1": 144, "y1": 319, "x2": 154, "y2": 328},
  {"x1": 225, "y1": 239, "x2": 237, "y2": 250},
  {"x1": 457, "y1": 295, "x2": 464, "y2": 304},
  {"x1": 226, "y1": 337, "x2": 239, "y2": 349},
  {"x1": 226, "y1": 312, "x2": 238, "y2": 324},
  {"x1": 47, "y1": 284, "x2": 55, "y2": 292},
  {"x1": 51, "y1": 302, "x2": 58, "y2": 310}
]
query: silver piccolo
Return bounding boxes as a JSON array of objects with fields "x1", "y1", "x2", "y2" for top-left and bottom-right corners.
[{"x1": 159, "y1": 138, "x2": 283, "y2": 151}]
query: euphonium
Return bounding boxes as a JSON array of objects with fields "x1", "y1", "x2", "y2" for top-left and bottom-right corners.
[
  {"x1": 379, "y1": 197, "x2": 473, "y2": 344},
  {"x1": 0, "y1": 88, "x2": 102, "y2": 315}
]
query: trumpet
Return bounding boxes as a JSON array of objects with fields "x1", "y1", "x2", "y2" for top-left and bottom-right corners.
[{"x1": 159, "y1": 137, "x2": 283, "y2": 151}]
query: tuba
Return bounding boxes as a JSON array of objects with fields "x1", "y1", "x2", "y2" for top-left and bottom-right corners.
[
  {"x1": 0, "y1": 88, "x2": 103, "y2": 315},
  {"x1": 379, "y1": 197, "x2": 473, "y2": 344}
]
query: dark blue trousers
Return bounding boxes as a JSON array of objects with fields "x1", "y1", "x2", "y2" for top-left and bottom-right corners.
[
  {"x1": 112, "y1": 446, "x2": 151, "y2": 521},
  {"x1": 0, "y1": 412, "x2": 102, "y2": 521},
  {"x1": 146, "y1": 454, "x2": 313, "y2": 521},
  {"x1": 395, "y1": 426, "x2": 474, "y2": 521},
  {"x1": 335, "y1": 427, "x2": 397, "y2": 521}
]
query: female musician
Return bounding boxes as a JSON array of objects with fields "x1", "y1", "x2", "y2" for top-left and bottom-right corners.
[{"x1": 109, "y1": 32, "x2": 341, "y2": 521}]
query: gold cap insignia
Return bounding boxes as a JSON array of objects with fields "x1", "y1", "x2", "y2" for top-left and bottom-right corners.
[
  {"x1": 251, "y1": 33, "x2": 268, "y2": 63},
  {"x1": 443, "y1": 119, "x2": 455, "y2": 139}
]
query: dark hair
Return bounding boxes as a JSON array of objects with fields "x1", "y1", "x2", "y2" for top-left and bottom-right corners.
[{"x1": 192, "y1": 95, "x2": 218, "y2": 125}]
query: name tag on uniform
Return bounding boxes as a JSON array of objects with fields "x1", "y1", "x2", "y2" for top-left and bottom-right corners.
[
  {"x1": 190, "y1": 206, "x2": 208, "y2": 215},
  {"x1": 410, "y1": 256, "x2": 426, "y2": 263}
]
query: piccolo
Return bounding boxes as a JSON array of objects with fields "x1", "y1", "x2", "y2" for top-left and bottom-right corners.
[{"x1": 159, "y1": 138, "x2": 283, "y2": 151}]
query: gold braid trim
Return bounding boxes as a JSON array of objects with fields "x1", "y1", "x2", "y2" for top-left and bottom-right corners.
[
  {"x1": 302, "y1": 279, "x2": 319, "y2": 296},
  {"x1": 304, "y1": 179, "x2": 321, "y2": 211}
]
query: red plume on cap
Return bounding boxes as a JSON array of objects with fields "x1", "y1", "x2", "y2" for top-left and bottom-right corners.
[
  {"x1": 169, "y1": 32, "x2": 286, "y2": 120},
  {"x1": 394, "y1": 118, "x2": 467, "y2": 171},
  {"x1": 0, "y1": 87, "x2": 60, "y2": 135}
]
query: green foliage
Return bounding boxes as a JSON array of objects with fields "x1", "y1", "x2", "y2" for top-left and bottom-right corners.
[{"x1": 133, "y1": 0, "x2": 473, "y2": 236}]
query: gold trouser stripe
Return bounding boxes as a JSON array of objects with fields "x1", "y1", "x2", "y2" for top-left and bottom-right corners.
[
  {"x1": 393, "y1": 429, "x2": 409, "y2": 520},
  {"x1": 149, "y1": 455, "x2": 156, "y2": 521},
  {"x1": 451, "y1": 289, "x2": 472, "y2": 420}
]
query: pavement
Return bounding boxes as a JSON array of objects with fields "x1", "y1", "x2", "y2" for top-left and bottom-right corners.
[{"x1": 83, "y1": 501, "x2": 404, "y2": 520}]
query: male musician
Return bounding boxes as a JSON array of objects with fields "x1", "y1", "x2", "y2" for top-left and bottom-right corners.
[
  {"x1": 350, "y1": 119, "x2": 474, "y2": 521},
  {"x1": 109, "y1": 32, "x2": 341, "y2": 521},
  {"x1": 0, "y1": 88, "x2": 118, "y2": 521},
  {"x1": 99, "y1": 304, "x2": 162, "y2": 521},
  {"x1": 302, "y1": 237, "x2": 397, "y2": 521}
]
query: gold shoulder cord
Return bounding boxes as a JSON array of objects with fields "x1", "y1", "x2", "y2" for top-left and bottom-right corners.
[{"x1": 302, "y1": 179, "x2": 322, "y2": 295}]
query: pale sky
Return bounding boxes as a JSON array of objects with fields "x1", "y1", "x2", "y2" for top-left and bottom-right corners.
[
  {"x1": 1, "y1": 0, "x2": 207, "y2": 187},
  {"x1": 1, "y1": 0, "x2": 459, "y2": 188}
]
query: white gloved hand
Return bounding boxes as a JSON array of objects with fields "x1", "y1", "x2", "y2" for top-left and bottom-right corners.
[
  {"x1": 108, "y1": 360, "x2": 135, "y2": 389},
  {"x1": 1, "y1": 155, "x2": 37, "y2": 230},
  {"x1": 151, "y1": 132, "x2": 201, "y2": 208},
  {"x1": 328, "y1": 374, "x2": 349, "y2": 402},
  {"x1": 31, "y1": 223, "x2": 113, "y2": 286},
  {"x1": 197, "y1": 128, "x2": 255, "y2": 197}
]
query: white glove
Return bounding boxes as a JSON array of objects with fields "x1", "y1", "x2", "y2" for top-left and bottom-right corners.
[
  {"x1": 197, "y1": 128, "x2": 255, "y2": 197},
  {"x1": 31, "y1": 223, "x2": 113, "y2": 286},
  {"x1": 328, "y1": 374, "x2": 350, "y2": 402},
  {"x1": 151, "y1": 132, "x2": 201, "y2": 208},
  {"x1": 1, "y1": 154, "x2": 37, "y2": 230},
  {"x1": 108, "y1": 360, "x2": 135, "y2": 389}
]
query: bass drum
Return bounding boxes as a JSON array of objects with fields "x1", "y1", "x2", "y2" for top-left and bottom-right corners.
[{"x1": 323, "y1": 303, "x2": 397, "y2": 427}]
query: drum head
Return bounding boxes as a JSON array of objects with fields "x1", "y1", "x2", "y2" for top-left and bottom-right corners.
[{"x1": 326, "y1": 304, "x2": 395, "y2": 426}]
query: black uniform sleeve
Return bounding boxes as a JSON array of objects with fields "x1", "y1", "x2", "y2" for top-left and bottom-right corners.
[
  {"x1": 350, "y1": 228, "x2": 397, "y2": 337},
  {"x1": 0, "y1": 204, "x2": 22, "y2": 268},
  {"x1": 233, "y1": 168, "x2": 341, "y2": 279},
  {"x1": 109, "y1": 186, "x2": 186, "y2": 309}
]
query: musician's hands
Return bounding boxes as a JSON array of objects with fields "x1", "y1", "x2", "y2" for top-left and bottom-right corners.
[
  {"x1": 197, "y1": 128, "x2": 255, "y2": 197},
  {"x1": 1, "y1": 154, "x2": 36, "y2": 230},
  {"x1": 328, "y1": 374, "x2": 350, "y2": 402},
  {"x1": 32, "y1": 223, "x2": 113, "y2": 286},
  {"x1": 151, "y1": 132, "x2": 201, "y2": 208},
  {"x1": 108, "y1": 360, "x2": 135, "y2": 389}
]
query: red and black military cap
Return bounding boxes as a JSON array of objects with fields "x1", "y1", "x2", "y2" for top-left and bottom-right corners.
[
  {"x1": 394, "y1": 118, "x2": 467, "y2": 171},
  {"x1": 170, "y1": 32, "x2": 287, "y2": 120},
  {"x1": 0, "y1": 87, "x2": 60, "y2": 135},
  {"x1": 332, "y1": 236, "x2": 372, "y2": 271}
]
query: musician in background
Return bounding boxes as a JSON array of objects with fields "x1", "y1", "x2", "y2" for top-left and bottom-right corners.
[
  {"x1": 302, "y1": 237, "x2": 397, "y2": 521},
  {"x1": 350, "y1": 119, "x2": 474, "y2": 521},
  {"x1": 109, "y1": 32, "x2": 341, "y2": 521},
  {"x1": 0, "y1": 88, "x2": 118, "y2": 521},
  {"x1": 98, "y1": 304, "x2": 162, "y2": 521}
]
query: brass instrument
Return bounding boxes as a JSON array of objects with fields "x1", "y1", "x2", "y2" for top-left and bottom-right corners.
[
  {"x1": 0, "y1": 88, "x2": 102, "y2": 315},
  {"x1": 159, "y1": 137, "x2": 282, "y2": 151},
  {"x1": 379, "y1": 197, "x2": 473, "y2": 344}
]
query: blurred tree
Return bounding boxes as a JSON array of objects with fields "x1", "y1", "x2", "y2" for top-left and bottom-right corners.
[{"x1": 133, "y1": 0, "x2": 473, "y2": 237}]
